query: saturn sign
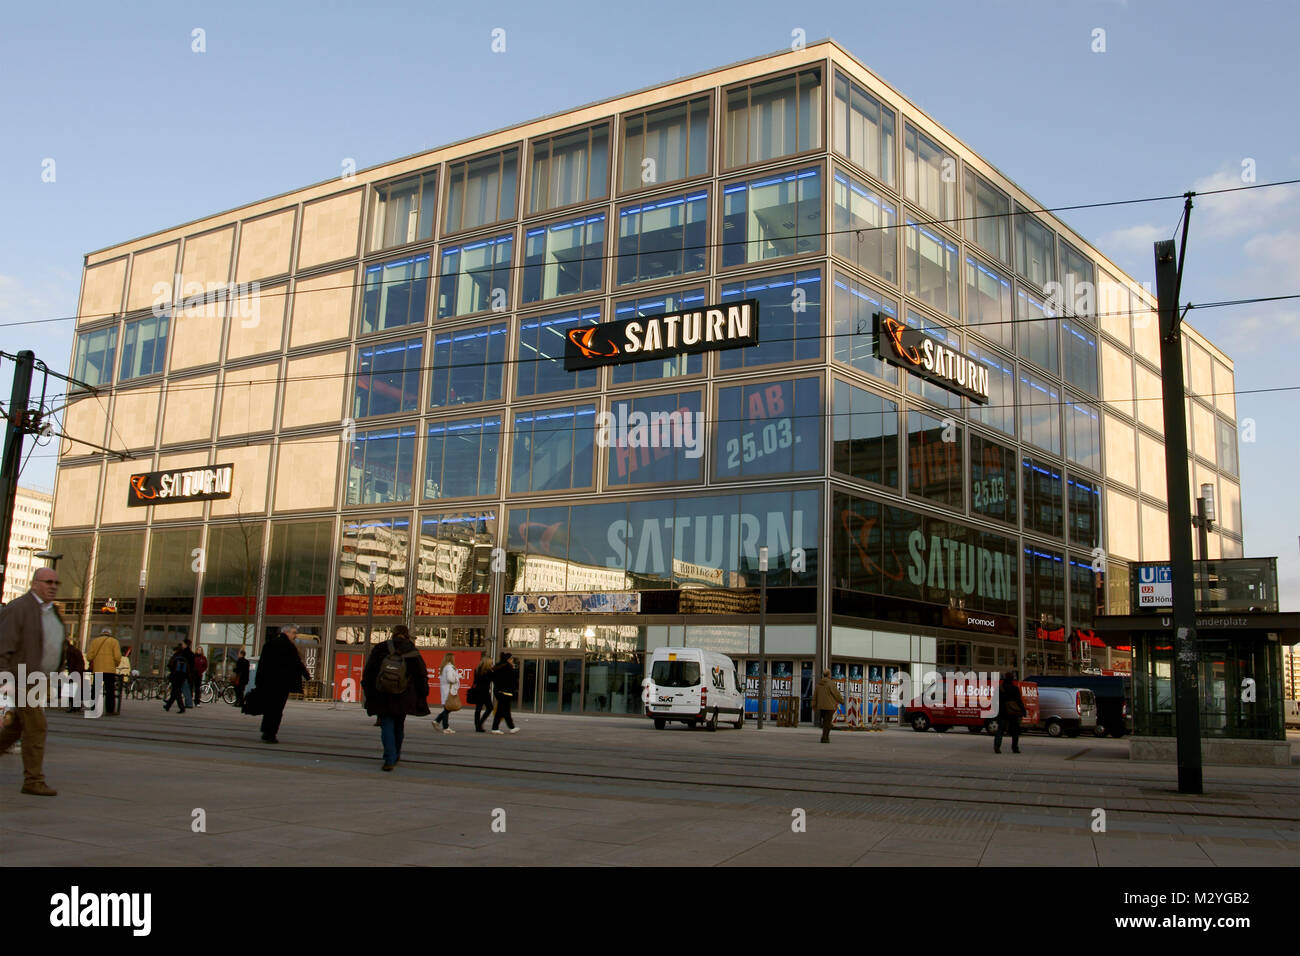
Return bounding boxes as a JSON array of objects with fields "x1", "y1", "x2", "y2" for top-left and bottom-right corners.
[{"x1": 564, "y1": 300, "x2": 759, "y2": 371}]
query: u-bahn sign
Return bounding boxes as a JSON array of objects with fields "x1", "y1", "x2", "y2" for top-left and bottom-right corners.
[
  {"x1": 128, "y1": 464, "x2": 234, "y2": 507},
  {"x1": 564, "y1": 300, "x2": 759, "y2": 371},
  {"x1": 874, "y1": 313, "x2": 991, "y2": 404}
]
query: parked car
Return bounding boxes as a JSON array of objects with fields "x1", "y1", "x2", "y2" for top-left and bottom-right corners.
[
  {"x1": 902, "y1": 675, "x2": 1039, "y2": 734},
  {"x1": 1033, "y1": 686, "x2": 1097, "y2": 738},
  {"x1": 644, "y1": 647, "x2": 744, "y2": 731},
  {"x1": 1027, "y1": 674, "x2": 1130, "y2": 737}
]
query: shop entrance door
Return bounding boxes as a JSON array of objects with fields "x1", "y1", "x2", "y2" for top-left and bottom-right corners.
[{"x1": 517, "y1": 655, "x2": 583, "y2": 713}]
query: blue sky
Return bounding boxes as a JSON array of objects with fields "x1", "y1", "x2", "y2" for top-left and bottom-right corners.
[{"x1": 2, "y1": 0, "x2": 1297, "y2": 605}]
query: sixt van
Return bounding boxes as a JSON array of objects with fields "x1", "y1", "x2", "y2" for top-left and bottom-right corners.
[{"x1": 644, "y1": 647, "x2": 744, "y2": 731}]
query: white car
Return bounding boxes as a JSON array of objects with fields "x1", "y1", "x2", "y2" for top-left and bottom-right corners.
[{"x1": 644, "y1": 647, "x2": 744, "y2": 731}]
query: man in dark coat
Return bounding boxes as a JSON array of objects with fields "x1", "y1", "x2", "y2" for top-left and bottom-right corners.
[
  {"x1": 994, "y1": 670, "x2": 1023, "y2": 754},
  {"x1": 63, "y1": 637, "x2": 85, "y2": 713},
  {"x1": 812, "y1": 669, "x2": 845, "y2": 743},
  {"x1": 0, "y1": 568, "x2": 67, "y2": 795},
  {"x1": 180, "y1": 639, "x2": 197, "y2": 708},
  {"x1": 232, "y1": 649, "x2": 250, "y2": 707},
  {"x1": 489, "y1": 652, "x2": 518, "y2": 734},
  {"x1": 162, "y1": 643, "x2": 189, "y2": 713},
  {"x1": 361, "y1": 625, "x2": 429, "y2": 770},
  {"x1": 254, "y1": 624, "x2": 311, "y2": 743}
]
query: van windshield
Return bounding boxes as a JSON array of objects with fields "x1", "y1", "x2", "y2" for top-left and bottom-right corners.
[{"x1": 651, "y1": 660, "x2": 701, "y2": 688}]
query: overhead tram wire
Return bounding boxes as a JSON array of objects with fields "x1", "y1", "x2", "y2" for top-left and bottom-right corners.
[
  {"x1": 52, "y1": 290, "x2": 1300, "y2": 401},
  {"x1": 5, "y1": 176, "x2": 1299, "y2": 330}
]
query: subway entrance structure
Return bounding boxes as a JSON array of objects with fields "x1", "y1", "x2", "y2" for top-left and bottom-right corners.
[{"x1": 52, "y1": 41, "x2": 1245, "y2": 721}]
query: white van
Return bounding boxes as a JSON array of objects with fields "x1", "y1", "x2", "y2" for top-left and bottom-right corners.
[{"x1": 644, "y1": 647, "x2": 744, "y2": 731}]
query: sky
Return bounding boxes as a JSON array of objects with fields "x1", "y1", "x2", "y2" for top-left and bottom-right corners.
[{"x1": 2, "y1": 0, "x2": 1297, "y2": 607}]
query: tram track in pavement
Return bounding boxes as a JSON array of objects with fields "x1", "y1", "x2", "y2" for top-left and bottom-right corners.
[{"x1": 54, "y1": 710, "x2": 1300, "y2": 829}]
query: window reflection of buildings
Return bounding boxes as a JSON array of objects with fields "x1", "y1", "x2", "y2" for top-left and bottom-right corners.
[
  {"x1": 340, "y1": 523, "x2": 409, "y2": 594},
  {"x1": 512, "y1": 555, "x2": 632, "y2": 593}
]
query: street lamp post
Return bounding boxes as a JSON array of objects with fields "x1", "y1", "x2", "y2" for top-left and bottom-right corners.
[
  {"x1": 132, "y1": 569, "x2": 146, "y2": 655},
  {"x1": 1194, "y1": 484, "x2": 1216, "y2": 611}
]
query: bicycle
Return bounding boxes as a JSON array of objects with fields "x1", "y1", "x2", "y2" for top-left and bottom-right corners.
[{"x1": 200, "y1": 678, "x2": 237, "y2": 705}]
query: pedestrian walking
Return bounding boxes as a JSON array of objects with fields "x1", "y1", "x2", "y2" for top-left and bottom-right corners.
[
  {"x1": 232, "y1": 648, "x2": 250, "y2": 707},
  {"x1": 994, "y1": 669, "x2": 1023, "y2": 754},
  {"x1": 63, "y1": 637, "x2": 85, "y2": 713},
  {"x1": 489, "y1": 652, "x2": 519, "y2": 734},
  {"x1": 361, "y1": 624, "x2": 429, "y2": 771},
  {"x1": 813, "y1": 668, "x2": 844, "y2": 743},
  {"x1": 177, "y1": 639, "x2": 196, "y2": 708},
  {"x1": 253, "y1": 624, "x2": 311, "y2": 743},
  {"x1": 0, "y1": 568, "x2": 67, "y2": 795},
  {"x1": 192, "y1": 645, "x2": 208, "y2": 707},
  {"x1": 162, "y1": 643, "x2": 189, "y2": 713},
  {"x1": 86, "y1": 626, "x2": 123, "y2": 716},
  {"x1": 432, "y1": 652, "x2": 461, "y2": 733},
  {"x1": 471, "y1": 654, "x2": 494, "y2": 732},
  {"x1": 114, "y1": 644, "x2": 132, "y2": 714}
]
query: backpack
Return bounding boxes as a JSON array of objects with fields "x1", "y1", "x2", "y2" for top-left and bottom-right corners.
[
  {"x1": 375, "y1": 641, "x2": 417, "y2": 695},
  {"x1": 170, "y1": 653, "x2": 188, "y2": 676}
]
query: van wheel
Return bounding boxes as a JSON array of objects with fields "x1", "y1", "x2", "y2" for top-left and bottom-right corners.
[
  {"x1": 910, "y1": 713, "x2": 930, "y2": 732},
  {"x1": 653, "y1": 719, "x2": 666, "y2": 730},
  {"x1": 1045, "y1": 718, "x2": 1063, "y2": 738},
  {"x1": 707, "y1": 711, "x2": 718, "y2": 732},
  {"x1": 1093, "y1": 722, "x2": 1108, "y2": 737}
]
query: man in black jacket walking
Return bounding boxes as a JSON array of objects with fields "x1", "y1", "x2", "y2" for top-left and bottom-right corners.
[
  {"x1": 361, "y1": 624, "x2": 429, "y2": 770},
  {"x1": 254, "y1": 624, "x2": 311, "y2": 743},
  {"x1": 489, "y1": 652, "x2": 519, "y2": 734}
]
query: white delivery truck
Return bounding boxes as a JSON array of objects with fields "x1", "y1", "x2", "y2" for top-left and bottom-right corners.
[{"x1": 644, "y1": 647, "x2": 744, "y2": 731}]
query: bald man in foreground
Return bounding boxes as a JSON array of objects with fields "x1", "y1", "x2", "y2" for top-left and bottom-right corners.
[{"x1": 0, "y1": 568, "x2": 67, "y2": 795}]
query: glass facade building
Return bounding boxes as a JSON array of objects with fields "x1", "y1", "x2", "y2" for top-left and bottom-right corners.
[{"x1": 55, "y1": 42, "x2": 1244, "y2": 719}]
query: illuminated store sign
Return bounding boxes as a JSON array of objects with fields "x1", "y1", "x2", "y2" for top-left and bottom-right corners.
[
  {"x1": 564, "y1": 300, "x2": 759, "y2": 371},
  {"x1": 128, "y1": 464, "x2": 234, "y2": 507},
  {"x1": 874, "y1": 313, "x2": 991, "y2": 404}
]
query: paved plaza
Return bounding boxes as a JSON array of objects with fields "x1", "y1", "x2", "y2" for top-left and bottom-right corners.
[{"x1": 1, "y1": 702, "x2": 1296, "y2": 866}]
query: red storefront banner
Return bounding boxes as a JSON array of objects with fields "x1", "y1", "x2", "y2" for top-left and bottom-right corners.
[
  {"x1": 265, "y1": 595, "x2": 328, "y2": 617},
  {"x1": 413, "y1": 593, "x2": 490, "y2": 616},
  {"x1": 200, "y1": 596, "x2": 257, "y2": 616},
  {"x1": 333, "y1": 648, "x2": 489, "y2": 704},
  {"x1": 335, "y1": 593, "x2": 406, "y2": 616}
]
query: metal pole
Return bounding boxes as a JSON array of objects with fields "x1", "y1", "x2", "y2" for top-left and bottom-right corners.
[
  {"x1": 132, "y1": 569, "x2": 146, "y2": 659},
  {"x1": 364, "y1": 561, "x2": 377, "y2": 647},
  {"x1": 1155, "y1": 227, "x2": 1203, "y2": 794},
  {"x1": 491, "y1": 565, "x2": 503, "y2": 662},
  {"x1": 0, "y1": 350, "x2": 35, "y2": 600},
  {"x1": 758, "y1": 546, "x2": 768, "y2": 730},
  {"x1": 1195, "y1": 496, "x2": 1210, "y2": 611}
]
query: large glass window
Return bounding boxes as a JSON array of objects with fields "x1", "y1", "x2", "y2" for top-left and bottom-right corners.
[
  {"x1": 964, "y1": 169, "x2": 1011, "y2": 265},
  {"x1": 904, "y1": 125, "x2": 957, "y2": 222},
  {"x1": 605, "y1": 389, "x2": 704, "y2": 486},
  {"x1": 1069, "y1": 557, "x2": 1102, "y2": 630},
  {"x1": 1015, "y1": 207, "x2": 1056, "y2": 287},
  {"x1": 724, "y1": 68, "x2": 822, "y2": 168},
  {"x1": 965, "y1": 255, "x2": 1013, "y2": 350},
  {"x1": 266, "y1": 520, "x2": 333, "y2": 614},
  {"x1": 718, "y1": 268, "x2": 821, "y2": 370},
  {"x1": 616, "y1": 190, "x2": 707, "y2": 285},
  {"x1": 715, "y1": 377, "x2": 821, "y2": 479},
  {"x1": 424, "y1": 414, "x2": 501, "y2": 499},
  {"x1": 832, "y1": 170, "x2": 897, "y2": 284},
  {"x1": 1067, "y1": 475, "x2": 1101, "y2": 549},
  {"x1": 1064, "y1": 393, "x2": 1101, "y2": 472},
  {"x1": 370, "y1": 172, "x2": 436, "y2": 250},
  {"x1": 353, "y1": 336, "x2": 423, "y2": 418},
  {"x1": 522, "y1": 213, "x2": 605, "y2": 304},
  {"x1": 621, "y1": 96, "x2": 710, "y2": 192},
  {"x1": 1062, "y1": 318, "x2": 1098, "y2": 396},
  {"x1": 1059, "y1": 242, "x2": 1095, "y2": 322},
  {"x1": 515, "y1": 306, "x2": 600, "y2": 397},
  {"x1": 345, "y1": 426, "x2": 416, "y2": 505},
  {"x1": 528, "y1": 123, "x2": 610, "y2": 214},
  {"x1": 904, "y1": 218, "x2": 959, "y2": 319},
  {"x1": 1216, "y1": 417, "x2": 1239, "y2": 477},
  {"x1": 907, "y1": 409, "x2": 963, "y2": 507},
  {"x1": 119, "y1": 313, "x2": 169, "y2": 380},
  {"x1": 203, "y1": 524, "x2": 262, "y2": 608},
  {"x1": 1023, "y1": 456, "x2": 1064, "y2": 539},
  {"x1": 721, "y1": 167, "x2": 822, "y2": 267},
  {"x1": 610, "y1": 288, "x2": 706, "y2": 384},
  {"x1": 415, "y1": 510, "x2": 496, "y2": 598},
  {"x1": 970, "y1": 433, "x2": 1018, "y2": 526},
  {"x1": 429, "y1": 321, "x2": 507, "y2": 409},
  {"x1": 360, "y1": 253, "x2": 430, "y2": 335},
  {"x1": 831, "y1": 273, "x2": 898, "y2": 384},
  {"x1": 437, "y1": 234, "x2": 513, "y2": 319},
  {"x1": 510, "y1": 403, "x2": 597, "y2": 493},
  {"x1": 1017, "y1": 284, "x2": 1059, "y2": 375},
  {"x1": 1019, "y1": 371, "x2": 1061, "y2": 455},
  {"x1": 444, "y1": 147, "x2": 519, "y2": 234},
  {"x1": 1024, "y1": 546, "x2": 1066, "y2": 628},
  {"x1": 74, "y1": 326, "x2": 118, "y2": 388},
  {"x1": 831, "y1": 72, "x2": 895, "y2": 186},
  {"x1": 832, "y1": 380, "x2": 899, "y2": 489},
  {"x1": 966, "y1": 339, "x2": 1015, "y2": 436},
  {"x1": 338, "y1": 516, "x2": 409, "y2": 608}
]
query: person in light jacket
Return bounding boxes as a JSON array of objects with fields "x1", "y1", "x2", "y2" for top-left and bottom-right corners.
[
  {"x1": 431, "y1": 652, "x2": 461, "y2": 733},
  {"x1": 86, "y1": 626, "x2": 123, "y2": 715},
  {"x1": 813, "y1": 669, "x2": 845, "y2": 744}
]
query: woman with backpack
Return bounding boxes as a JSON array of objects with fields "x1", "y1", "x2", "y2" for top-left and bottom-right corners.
[
  {"x1": 361, "y1": 625, "x2": 429, "y2": 771},
  {"x1": 431, "y1": 652, "x2": 461, "y2": 734}
]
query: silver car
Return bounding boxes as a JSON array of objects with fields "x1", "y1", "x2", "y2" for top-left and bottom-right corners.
[{"x1": 1035, "y1": 686, "x2": 1097, "y2": 738}]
